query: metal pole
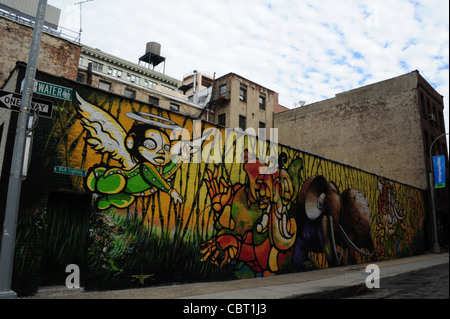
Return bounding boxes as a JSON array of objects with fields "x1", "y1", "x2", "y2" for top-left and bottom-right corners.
[
  {"x1": 428, "y1": 132, "x2": 449, "y2": 254},
  {"x1": 429, "y1": 171, "x2": 440, "y2": 254},
  {"x1": 0, "y1": 0, "x2": 47, "y2": 299}
]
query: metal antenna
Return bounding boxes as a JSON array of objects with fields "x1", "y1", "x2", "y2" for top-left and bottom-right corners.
[{"x1": 72, "y1": 0, "x2": 93, "y2": 42}]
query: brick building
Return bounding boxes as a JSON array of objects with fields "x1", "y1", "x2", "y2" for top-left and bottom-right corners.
[
  {"x1": 274, "y1": 70, "x2": 449, "y2": 248},
  {"x1": 206, "y1": 73, "x2": 278, "y2": 137},
  {"x1": 0, "y1": 10, "x2": 80, "y2": 88}
]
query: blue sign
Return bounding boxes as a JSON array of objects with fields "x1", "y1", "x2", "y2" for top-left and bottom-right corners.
[{"x1": 433, "y1": 155, "x2": 446, "y2": 188}]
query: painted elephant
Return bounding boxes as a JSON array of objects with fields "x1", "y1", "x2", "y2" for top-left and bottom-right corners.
[{"x1": 292, "y1": 175, "x2": 375, "y2": 271}]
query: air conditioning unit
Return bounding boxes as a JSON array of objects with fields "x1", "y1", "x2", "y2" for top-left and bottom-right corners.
[{"x1": 427, "y1": 114, "x2": 436, "y2": 122}]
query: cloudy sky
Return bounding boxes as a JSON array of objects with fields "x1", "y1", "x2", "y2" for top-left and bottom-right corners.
[{"x1": 47, "y1": 0, "x2": 449, "y2": 142}]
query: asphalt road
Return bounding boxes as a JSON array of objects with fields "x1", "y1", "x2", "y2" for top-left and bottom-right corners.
[{"x1": 346, "y1": 263, "x2": 449, "y2": 299}]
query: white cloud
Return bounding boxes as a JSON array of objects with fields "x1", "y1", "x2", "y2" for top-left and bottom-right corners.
[{"x1": 48, "y1": 0, "x2": 448, "y2": 144}]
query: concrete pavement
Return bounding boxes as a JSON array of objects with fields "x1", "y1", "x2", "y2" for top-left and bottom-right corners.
[{"x1": 25, "y1": 252, "x2": 448, "y2": 299}]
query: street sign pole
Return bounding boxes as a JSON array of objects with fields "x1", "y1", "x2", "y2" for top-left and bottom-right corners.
[
  {"x1": 0, "y1": 0, "x2": 47, "y2": 299},
  {"x1": 0, "y1": 90, "x2": 53, "y2": 118},
  {"x1": 428, "y1": 133, "x2": 449, "y2": 255}
]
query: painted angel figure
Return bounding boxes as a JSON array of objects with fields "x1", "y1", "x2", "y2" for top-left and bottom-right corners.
[{"x1": 75, "y1": 92, "x2": 198, "y2": 210}]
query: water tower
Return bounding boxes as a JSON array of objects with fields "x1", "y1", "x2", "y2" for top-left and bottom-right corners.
[{"x1": 139, "y1": 41, "x2": 166, "y2": 74}]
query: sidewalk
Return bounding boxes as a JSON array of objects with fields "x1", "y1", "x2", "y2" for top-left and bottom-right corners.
[{"x1": 26, "y1": 252, "x2": 449, "y2": 299}]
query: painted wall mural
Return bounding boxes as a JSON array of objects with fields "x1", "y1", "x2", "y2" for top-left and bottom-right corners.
[{"x1": 42, "y1": 88, "x2": 426, "y2": 288}]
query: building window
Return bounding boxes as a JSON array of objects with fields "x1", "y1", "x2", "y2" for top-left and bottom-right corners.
[
  {"x1": 126, "y1": 73, "x2": 140, "y2": 84},
  {"x1": 111, "y1": 68, "x2": 122, "y2": 78},
  {"x1": 239, "y1": 115, "x2": 246, "y2": 130},
  {"x1": 145, "y1": 79, "x2": 156, "y2": 88},
  {"x1": 432, "y1": 104, "x2": 437, "y2": 127},
  {"x1": 439, "y1": 111, "x2": 445, "y2": 131},
  {"x1": 88, "y1": 60, "x2": 103, "y2": 72},
  {"x1": 162, "y1": 85, "x2": 174, "y2": 91},
  {"x1": 239, "y1": 86, "x2": 247, "y2": 102},
  {"x1": 219, "y1": 84, "x2": 227, "y2": 98},
  {"x1": 127, "y1": 73, "x2": 138, "y2": 83},
  {"x1": 124, "y1": 88, "x2": 136, "y2": 99},
  {"x1": 149, "y1": 96, "x2": 159, "y2": 106},
  {"x1": 430, "y1": 134, "x2": 435, "y2": 153},
  {"x1": 76, "y1": 73, "x2": 85, "y2": 83},
  {"x1": 259, "y1": 95, "x2": 266, "y2": 110},
  {"x1": 420, "y1": 93, "x2": 425, "y2": 116},
  {"x1": 98, "y1": 80, "x2": 111, "y2": 91},
  {"x1": 218, "y1": 113, "x2": 226, "y2": 127},
  {"x1": 259, "y1": 122, "x2": 266, "y2": 138},
  {"x1": 170, "y1": 103, "x2": 180, "y2": 111}
]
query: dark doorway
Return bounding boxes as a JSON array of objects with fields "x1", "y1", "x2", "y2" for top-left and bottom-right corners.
[{"x1": 41, "y1": 191, "x2": 90, "y2": 286}]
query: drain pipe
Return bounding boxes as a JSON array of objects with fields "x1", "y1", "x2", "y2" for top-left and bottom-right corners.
[{"x1": 193, "y1": 70, "x2": 197, "y2": 94}]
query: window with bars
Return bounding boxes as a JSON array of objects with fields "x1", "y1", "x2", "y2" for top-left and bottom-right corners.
[
  {"x1": 218, "y1": 113, "x2": 226, "y2": 127},
  {"x1": 259, "y1": 95, "x2": 266, "y2": 110},
  {"x1": 239, "y1": 115, "x2": 246, "y2": 130},
  {"x1": 239, "y1": 86, "x2": 247, "y2": 102}
]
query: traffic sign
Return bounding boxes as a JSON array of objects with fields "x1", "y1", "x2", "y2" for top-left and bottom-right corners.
[
  {"x1": 0, "y1": 90, "x2": 53, "y2": 118},
  {"x1": 34, "y1": 80, "x2": 72, "y2": 101},
  {"x1": 54, "y1": 166, "x2": 87, "y2": 177}
]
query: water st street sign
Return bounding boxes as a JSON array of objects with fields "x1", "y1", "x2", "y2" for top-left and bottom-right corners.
[
  {"x1": 0, "y1": 90, "x2": 53, "y2": 118},
  {"x1": 34, "y1": 80, "x2": 72, "y2": 101}
]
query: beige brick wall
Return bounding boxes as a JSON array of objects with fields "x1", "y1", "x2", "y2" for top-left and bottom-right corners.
[{"x1": 275, "y1": 72, "x2": 428, "y2": 189}]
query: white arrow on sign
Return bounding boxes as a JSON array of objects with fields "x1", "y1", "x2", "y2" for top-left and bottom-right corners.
[
  {"x1": 0, "y1": 93, "x2": 21, "y2": 109},
  {"x1": 0, "y1": 90, "x2": 53, "y2": 118}
]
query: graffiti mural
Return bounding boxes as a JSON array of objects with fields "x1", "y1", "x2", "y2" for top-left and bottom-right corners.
[
  {"x1": 201, "y1": 152, "x2": 302, "y2": 277},
  {"x1": 374, "y1": 178, "x2": 425, "y2": 258},
  {"x1": 27, "y1": 87, "x2": 425, "y2": 289},
  {"x1": 291, "y1": 175, "x2": 375, "y2": 271},
  {"x1": 77, "y1": 93, "x2": 186, "y2": 210}
]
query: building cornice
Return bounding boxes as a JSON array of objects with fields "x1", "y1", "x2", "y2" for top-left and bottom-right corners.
[
  {"x1": 81, "y1": 44, "x2": 180, "y2": 87},
  {"x1": 78, "y1": 65, "x2": 204, "y2": 111}
]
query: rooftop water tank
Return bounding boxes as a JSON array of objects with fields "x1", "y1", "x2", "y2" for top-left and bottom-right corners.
[
  {"x1": 139, "y1": 41, "x2": 165, "y2": 71},
  {"x1": 145, "y1": 42, "x2": 161, "y2": 56}
]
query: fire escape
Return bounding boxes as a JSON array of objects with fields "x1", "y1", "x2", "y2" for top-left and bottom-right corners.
[{"x1": 197, "y1": 76, "x2": 231, "y2": 121}]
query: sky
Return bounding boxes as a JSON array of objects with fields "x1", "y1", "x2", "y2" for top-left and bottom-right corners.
[{"x1": 47, "y1": 0, "x2": 449, "y2": 147}]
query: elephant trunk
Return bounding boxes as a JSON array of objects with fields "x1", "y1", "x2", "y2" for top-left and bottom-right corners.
[
  {"x1": 270, "y1": 205, "x2": 297, "y2": 251},
  {"x1": 340, "y1": 189, "x2": 375, "y2": 257}
]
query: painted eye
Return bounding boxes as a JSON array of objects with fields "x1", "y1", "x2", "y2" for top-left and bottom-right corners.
[
  {"x1": 144, "y1": 139, "x2": 157, "y2": 150},
  {"x1": 164, "y1": 144, "x2": 171, "y2": 151}
]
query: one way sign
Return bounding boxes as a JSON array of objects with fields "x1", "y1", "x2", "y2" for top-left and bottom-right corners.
[{"x1": 0, "y1": 90, "x2": 53, "y2": 118}]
